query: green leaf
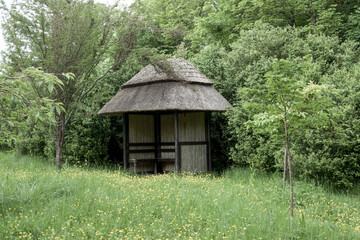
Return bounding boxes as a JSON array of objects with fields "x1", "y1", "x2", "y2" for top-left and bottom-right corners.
[
  {"x1": 55, "y1": 106, "x2": 61, "y2": 115},
  {"x1": 7, "y1": 121, "x2": 14, "y2": 127},
  {"x1": 48, "y1": 82, "x2": 54, "y2": 93}
]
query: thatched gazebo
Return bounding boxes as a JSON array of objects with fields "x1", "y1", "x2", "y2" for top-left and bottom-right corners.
[{"x1": 98, "y1": 58, "x2": 232, "y2": 173}]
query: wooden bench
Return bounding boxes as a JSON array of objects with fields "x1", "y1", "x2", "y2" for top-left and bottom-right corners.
[{"x1": 129, "y1": 158, "x2": 175, "y2": 174}]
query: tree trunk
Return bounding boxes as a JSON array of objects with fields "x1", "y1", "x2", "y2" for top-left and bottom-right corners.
[
  {"x1": 283, "y1": 111, "x2": 294, "y2": 226},
  {"x1": 283, "y1": 109, "x2": 288, "y2": 188},
  {"x1": 283, "y1": 146, "x2": 288, "y2": 188},
  {"x1": 55, "y1": 113, "x2": 65, "y2": 170},
  {"x1": 287, "y1": 139, "x2": 294, "y2": 227}
]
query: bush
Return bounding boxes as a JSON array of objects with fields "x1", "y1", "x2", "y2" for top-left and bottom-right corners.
[{"x1": 215, "y1": 23, "x2": 360, "y2": 189}]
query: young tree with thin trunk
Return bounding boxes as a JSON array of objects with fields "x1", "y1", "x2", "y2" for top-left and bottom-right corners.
[{"x1": 244, "y1": 57, "x2": 336, "y2": 226}]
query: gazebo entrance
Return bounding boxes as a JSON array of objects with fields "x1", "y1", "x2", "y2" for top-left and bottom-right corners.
[{"x1": 123, "y1": 111, "x2": 211, "y2": 173}]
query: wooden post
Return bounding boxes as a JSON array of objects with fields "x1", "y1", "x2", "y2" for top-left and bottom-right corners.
[
  {"x1": 174, "y1": 111, "x2": 180, "y2": 172},
  {"x1": 154, "y1": 112, "x2": 161, "y2": 173},
  {"x1": 123, "y1": 113, "x2": 129, "y2": 170},
  {"x1": 205, "y1": 112, "x2": 211, "y2": 172}
]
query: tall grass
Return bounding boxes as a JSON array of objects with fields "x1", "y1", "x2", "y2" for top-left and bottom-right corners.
[{"x1": 0, "y1": 151, "x2": 359, "y2": 239}]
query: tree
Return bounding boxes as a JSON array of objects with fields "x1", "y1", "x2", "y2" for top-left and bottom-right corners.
[
  {"x1": 243, "y1": 57, "x2": 337, "y2": 225},
  {"x1": 219, "y1": 23, "x2": 360, "y2": 189},
  {"x1": 0, "y1": 66, "x2": 63, "y2": 146},
  {"x1": 131, "y1": 0, "x2": 209, "y2": 55},
  {"x1": 189, "y1": 0, "x2": 358, "y2": 49},
  {"x1": 1, "y1": 0, "x2": 139, "y2": 169}
]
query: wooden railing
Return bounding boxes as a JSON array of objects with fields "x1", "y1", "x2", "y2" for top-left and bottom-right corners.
[{"x1": 129, "y1": 158, "x2": 175, "y2": 173}]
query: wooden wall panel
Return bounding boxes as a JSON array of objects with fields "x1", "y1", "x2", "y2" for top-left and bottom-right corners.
[
  {"x1": 160, "y1": 114, "x2": 175, "y2": 142},
  {"x1": 179, "y1": 112, "x2": 205, "y2": 142},
  {"x1": 161, "y1": 114, "x2": 175, "y2": 171},
  {"x1": 129, "y1": 114, "x2": 154, "y2": 172},
  {"x1": 181, "y1": 145, "x2": 207, "y2": 172},
  {"x1": 178, "y1": 112, "x2": 207, "y2": 172},
  {"x1": 129, "y1": 114, "x2": 154, "y2": 143},
  {"x1": 126, "y1": 112, "x2": 208, "y2": 173}
]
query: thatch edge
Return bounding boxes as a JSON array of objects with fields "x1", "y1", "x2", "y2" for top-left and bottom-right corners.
[{"x1": 98, "y1": 81, "x2": 232, "y2": 115}]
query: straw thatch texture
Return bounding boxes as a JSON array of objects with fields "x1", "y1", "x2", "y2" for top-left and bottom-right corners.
[
  {"x1": 99, "y1": 82, "x2": 231, "y2": 114},
  {"x1": 98, "y1": 58, "x2": 232, "y2": 115},
  {"x1": 123, "y1": 58, "x2": 212, "y2": 87}
]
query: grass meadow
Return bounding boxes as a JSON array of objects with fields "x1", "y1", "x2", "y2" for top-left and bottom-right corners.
[{"x1": 0, "y1": 151, "x2": 359, "y2": 239}]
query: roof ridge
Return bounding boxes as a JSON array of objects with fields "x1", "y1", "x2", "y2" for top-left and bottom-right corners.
[{"x1": 122, "y1": 58, "x2": 213, "y2": 87}]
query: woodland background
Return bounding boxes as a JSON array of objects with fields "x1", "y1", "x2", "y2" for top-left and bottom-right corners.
[{"x1": 1, "y1": 0, "x2": 360, "y2": 189}]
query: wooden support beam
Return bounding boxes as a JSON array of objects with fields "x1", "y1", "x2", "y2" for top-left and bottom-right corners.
[
  {"x1": 174, "y1": 111, "x2": 180, "y2": 172},
  {"x1": 179, "y1": 141, "x2": 208, "y2": 146},
  {"x1": 123, "y1": 113, "x2": 129, "y2": 170},
  {"x1": 129, "y1": 143, "x2": 156, "y2": 147},
  {"x1": 160, "y1": 142, "x2": 176, "y2": 146},
  {"x1": 205, "y1": 111, "x2": 211, "y2": 172},
  {"x1": 129, "y1": 149, "x2": 156, "y2": 154},
  {"x1": 129, "y1": 141, "x2": 207, "y2": 146},
  {"x1": 154, "y1": 112, "x2": 161, "y2": 173},
  {"x1": 160, "y1": 149, "x2": 175, "y2": 153}
]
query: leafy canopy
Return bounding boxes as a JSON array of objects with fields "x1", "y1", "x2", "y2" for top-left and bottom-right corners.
[
  {"x1": 243, "y1": 57, "x2": 338, "y2": 140},
  {"x1": 0, "y1": 66, "x2": 64, "y2": 146}
]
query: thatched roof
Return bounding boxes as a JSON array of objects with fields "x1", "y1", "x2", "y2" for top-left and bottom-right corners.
[
  {"x1": 98, "y1": 58, "x2": 232, "y2": 115},
  {"x1": 123, "y1": 58, "x2": 213, "y2": 87}
]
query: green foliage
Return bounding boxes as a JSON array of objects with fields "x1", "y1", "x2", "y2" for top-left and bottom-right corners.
[
  {"x1": 2, "y1": 0, "x2": 360, "y2": 189},
  {"x1": 211, "y1": 24, "x2": 360, "y2": 188},
  {"x1": 0, "y1": 66, "x2": 63, "y2": 147},
  {"x1": 191, "y1": 44, "x2": 229, "y2": 99},
  {"x1": 132, "y1": 0, "x2": 210, "y2": 55},
  {"x1": 188, "y1": 25, "x2": 360, "y2": 187},
  {"x1": 289, "y1": 62, "x2": 360, "y2": 189},
  {"x1": 63, "y1": 116, "x2": 112, "y2": 166},
  {"x1": 244, "y1": 58, "x2": 336, "y2": 137},
  {"x1": 14, "y1": 56, "x2": 143, "y2": 165},
  {"x1": 189, "y1": 0, "x2": 359, "y2": 49},
  {"x1": 1, "y1": 152, "x2": 360, "y2": 239},
  {"x1": 291, "y1": 132, "x2": 360, "y2": 189},
  {"x1": 1, "y1": 0, "x2": 147, "y2": 169},
  {"x1": 62, "y1": 57, "x2": 143, "y2": 166},
  {"x1": 345, "y1": 8, "x2": 360, "y2": 42},
  {"x1": 191, "y1": 46, "x2": 233, "y2": 170},
  {"x1": 15, "y1": 125, "x2": 52, "y2": 157}
]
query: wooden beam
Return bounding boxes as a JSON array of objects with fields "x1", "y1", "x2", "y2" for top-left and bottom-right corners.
[
  {"x1": 129, "y1": 141, "x2": 207, "y2": 146},
  {"x1": 174, "y1": 111, "x2": 180, "y2": 172},
  {"x1": 205, "y1": 112, "x2": 211, "y2": 172},
  {"x1": 179, "y1": 141, "x2": 208, "y2": 146},
  {"x1": 126, "y1": 111, "x2": 155, "y2": 115},
  {"x1": 129, "y1": 149, "x2": 156, "y2": 154},
  {"x1": 155, "y1": 112, "x2": 161, "y2": 173},
  {"x1": 160, "y1": 149, "x2": 175, "y2": 153},
  {"x1": 160, "y1": 142, "x2": 176, "y2": 146},
  {"x1": 129, "y1": 143, "x2": 156, "y2": 146},
  {"x1": 123, "y1": 113, "x2": 129, "y2": 170},
  {"x1": 157, "y1": 158, "x2": 175, "y2": 163}
]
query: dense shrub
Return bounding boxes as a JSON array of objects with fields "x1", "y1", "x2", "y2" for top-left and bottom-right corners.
[
  {"x1": 62, "y1": 59, "x2": 143, "y2": 166},
  {"x1": 191, "y1": 23, "x2": 360, "y2": 189}
]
